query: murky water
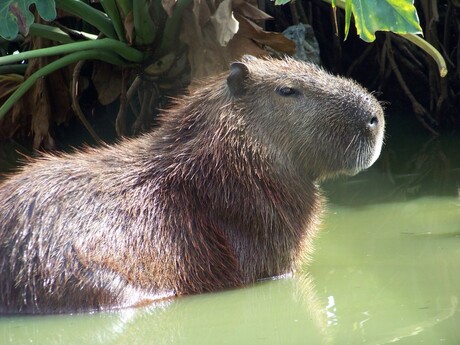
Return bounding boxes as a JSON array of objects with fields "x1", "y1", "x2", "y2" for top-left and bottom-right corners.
[{"x1": 1, "y1": 120, "x2": 459, "y2": 344}]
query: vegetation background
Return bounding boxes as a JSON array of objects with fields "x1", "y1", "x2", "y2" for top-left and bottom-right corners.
[{"x1": 0, "y1": 0, "x2": 457, "y2": 155}]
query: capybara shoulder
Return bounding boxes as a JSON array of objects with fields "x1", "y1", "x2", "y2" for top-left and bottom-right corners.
[{"x1": 0, "y1": 56, "x2": 384, "y2": 314}]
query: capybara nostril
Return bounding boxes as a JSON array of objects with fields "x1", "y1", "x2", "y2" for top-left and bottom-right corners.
[{"x1": 370, "y1": 116, "x2": 379, "y2": 127}]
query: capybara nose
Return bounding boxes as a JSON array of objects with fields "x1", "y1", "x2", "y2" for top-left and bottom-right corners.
[{"x1": 369, "y1": 116, "x2": 379, "y2": 127}]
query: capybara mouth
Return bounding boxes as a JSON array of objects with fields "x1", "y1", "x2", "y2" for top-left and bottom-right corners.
[
  {"x1": 346, "y1": 124, "x2": 385, "y2": 175},
  {"x1": 328, "y1": 91, "x2": 385, "y2": 177}
]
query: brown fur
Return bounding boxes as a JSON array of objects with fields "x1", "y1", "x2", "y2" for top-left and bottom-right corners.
[{"x1": 0, "y1": 56, "x2": 384, "y2": 314}]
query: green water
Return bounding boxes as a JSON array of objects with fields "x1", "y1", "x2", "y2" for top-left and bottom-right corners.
[{"x1": 1, "y1": 127, "x2": 459, "y2": 344}]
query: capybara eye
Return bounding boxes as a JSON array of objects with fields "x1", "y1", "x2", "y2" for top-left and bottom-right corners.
[{"x1": 276, "y1": 86, "x2": 299, "y2": 97}]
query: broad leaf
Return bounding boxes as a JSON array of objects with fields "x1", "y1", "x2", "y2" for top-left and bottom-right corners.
[
  {"x1": 0, "y1": 0, "x2": 57, "y2": 40},
  {"x1": 345, "y1": 0, "x2": 422, "y2": 42},
  {"x1": 344, "y1": 0, "x2": 352, "y2": 39}
]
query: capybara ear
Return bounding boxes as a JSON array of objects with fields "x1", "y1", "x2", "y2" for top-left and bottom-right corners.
[{"x1": 227, "y1": 62, "x2": 250, "y2": 98}]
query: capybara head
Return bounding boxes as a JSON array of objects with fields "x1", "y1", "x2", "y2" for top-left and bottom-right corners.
[{"x1": 226, "y1": 56, "x2": 385, "y2": 180}]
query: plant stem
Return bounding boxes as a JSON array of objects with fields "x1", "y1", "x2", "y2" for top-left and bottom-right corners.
[
  {"x1": 154, "y1": 0, "x2": 193, "y2": 58},
  {"x1": 71, "y1": 60, "x2": 102, "y2": 142},
  {"x1": 321, "y1": 0, "x2": 447, "y2": 77},
  {"x1": 28, "y1": 24, "x2": 75, "y2": 44},
  {"x1": 0, "y1": 65, "x2": 28, "y2": 74},
  {"x1": 133, "y1": 1, "x2": 156, "y2": 45},
  {"x1": 0, "y1": 38, "x2": 145, "y2": 66},
  {"x1": 55, "y1": 0, "x2": 118, "y2": 39},
  {"x1": 0, "y1": 75, "x2": 23, "y2": 98},
  {"x1": 400, "y1": 33, "x2": 447, "y2": 77},
  {"x1": 30, "y1": 23, "x2": 98, "y2": 42},
  {"x1": 0, "y1": 50, "x2": 126, "y2": 120},
  {"x1": 100, "y1": 0, "x2": 126, "y2": 42},
  {"x1": 115, "y1": 0, "x2": 132, "y2": 17}
]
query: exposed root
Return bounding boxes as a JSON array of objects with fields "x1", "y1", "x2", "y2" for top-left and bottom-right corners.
[
  {"x1": 386, "y1": 35, "x2": 439, "y2": 136},
  {"x1": 115, "y1": 69, "x2": 129, "y2": 136},
  {"x1": 71, "y1": 60, "x2": 102, "y2": 143}
]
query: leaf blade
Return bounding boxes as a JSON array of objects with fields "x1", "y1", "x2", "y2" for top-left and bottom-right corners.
[
  {"x1": 351, "y1": 0, "x2": 422, "y2": 42},
  {"x1": 0, "y1": 0, "x2": 56, "y2": 40}
]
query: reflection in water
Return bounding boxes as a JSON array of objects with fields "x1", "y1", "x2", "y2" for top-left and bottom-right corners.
[
  {"x1": 326, "y1": 296, "x2": 338, "y2": 327},
  {"x1": 323, "y1": 130, "x2": 460, "y2": 206},
  {"x1": 1, "y1": 127, "x2": 459, "y2": 344},
  {"x1": 2, "y1": 195, "x2": 458, "y2": 344},
  {"x1": 311, "y1": 197, "x2": 460, "y2": 344},
  {"x1": 0, "y1": 275, "x2": 330, "y2": 345},
  {"x1": 366, "y1": 296, "x2": 458, "y2": 345}
]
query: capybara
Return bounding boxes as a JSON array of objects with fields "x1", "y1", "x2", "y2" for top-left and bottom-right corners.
[{"x1": 0, "y1": 56, "x2": 385, "y2": 314}]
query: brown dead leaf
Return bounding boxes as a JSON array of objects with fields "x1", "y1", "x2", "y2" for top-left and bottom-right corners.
[
  {"x1": 2, "y1": 25, "x2": 73, "y2": 148},
  {"x1": 227, "y1": 34, "x2": 267, "y2": 60},
  {"x1": 23, "y1": 40, "x2": 56, "y2": 150},
  {"x1": 162, "y1": 0, "x2": 177, "y2": 17},
  {"x1": 234, "y1": 13, "x2": 295, "y2": 54},
  {"x1": 8, "y1": 3, "x2": 29, "y2": 36},
  {"x1": 193, "y1": 0, "x2": 212, "y2": 27},
  {"x1": 124, "y1": 11, "x2": 135, "y2": 45},
  {"x1": 235, "y1": 2, "x2": 273, "y2": 21},
  {"x1": 31, "y1": 77, "x2": 53, "y2": 149},
  {"x1": 11, "y1": 54, "x2": 40, "y2": 125},
  {"x1": 9, "y1": 71, "x2": 34, "y2": 139},
  {"x1": 92, "y1": 62, "x2": 122, "y2": 106},
  {"x1": 0, "y1": 75, "x2": 23, "y2": 100},
  {"x1": 181, "y1": 8, "x2": 230, "y2": 79},
  {"x1": 210, "y1": 0, "x2": 239, "y2": 46},
  {"x1": 180, "y1": 0, "x2": 293, "y2": 79},
  {"x1": 47, "y1": 62, "x2": 73, "y2": 126},
  {"x1": 0, "y1": 75, "x2": 23, "y2": 139}
]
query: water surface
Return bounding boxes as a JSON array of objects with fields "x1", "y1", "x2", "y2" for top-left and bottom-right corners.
[{"x1": 1, "y1": 125, "x2": 459, "y2": 345}]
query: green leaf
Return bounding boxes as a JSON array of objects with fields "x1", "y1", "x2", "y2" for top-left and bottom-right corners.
[
  {"x1": 0, "y1": 0, "x2": 57, "y2": 40},
  {"x1": 344, "y1": 0, "x2": 352, "y2": 39},
  {"x1": 274, "y1": 0, "x2": 290, "y2": 5},
  {"x1": 55, "y1": 0, "x2": 118, "y2": 40},
  {"x1": 351, "y1": 0, "x2": 422, "y2": 42}
]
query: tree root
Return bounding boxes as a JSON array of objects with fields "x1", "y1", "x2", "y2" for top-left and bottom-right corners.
[
  {"x1": 71, "y1": 60, "x2": 102, "y2": 143},
  {"x1": 132, "y1": 84, "x2": 158, "y2": 134},
  {"x1": 386, "y1": 35, "x2": 439, "y2": 135},
  {"x1": 115, "y1": 69, "x2": 128, "y2": 136}
]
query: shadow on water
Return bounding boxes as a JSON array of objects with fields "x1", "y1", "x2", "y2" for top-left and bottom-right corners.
[
  {"x1": 312, "y1": 114, "x2": 460, "y2": 344},
  {"x1": 323, "y1": 114, "x2": 460, "y2": 206},
  {"x1": 1, "y1": 111, "x2": 459, "y2": 344},
  {"x1": 0, "y1": 275, "x2": 333, "y2": 345}
]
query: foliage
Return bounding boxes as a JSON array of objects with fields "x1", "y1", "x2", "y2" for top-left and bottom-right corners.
[
  {"x1": 313, "y1": 0, "x2": 457, "y2": 134},
  {"x1": 274, "y1": 0, "x2": 424, "y2": 46},
  {"x1": 351, "y1": 0, "x2": 421, "y2": 41},
  {"x1": 328, "y1": 0, "x2": 422, "y2": 42},
  {"x1": 324, "y1": 0, "x2": 446, "y2": 76},
  {"x1": 0, "y1": 0, "x2": 450, "y2": 148},
  {"x1": 0, "y1": 0, "x2": 296, "y2": 147},
  {"x1": 0, "y1": 0, "x2": 57, "y2": 39}
]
